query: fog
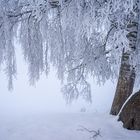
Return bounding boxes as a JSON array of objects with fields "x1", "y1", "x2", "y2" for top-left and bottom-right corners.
[{"x1": 0, "y1": 45, "x2": 116, "y2": 115}]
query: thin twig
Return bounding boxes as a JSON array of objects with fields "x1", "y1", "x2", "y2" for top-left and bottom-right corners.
[{"x1": 77, "y1": 125, "x2": 101, "y2": 140}]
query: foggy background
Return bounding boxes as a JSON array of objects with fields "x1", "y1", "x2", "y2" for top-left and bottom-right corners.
[{"x1": 0, "y1": 43, "x2": 116, "y2": 115}]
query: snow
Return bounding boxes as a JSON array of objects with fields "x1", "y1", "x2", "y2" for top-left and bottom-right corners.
[{"x1": 0, "y1": 112, "x2": 140, "y2": 140}]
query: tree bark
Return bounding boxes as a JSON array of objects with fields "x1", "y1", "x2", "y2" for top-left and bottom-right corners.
[
  {"x1": 110, "y1": 21, "x2": 138, "y2": 115},
  {"x1": 118, "y1": 91, "x2": 140, "y2": 130}
]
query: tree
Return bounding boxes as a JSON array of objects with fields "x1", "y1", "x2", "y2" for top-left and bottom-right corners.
[
  {"x1": 0, "y1": 0, "x2": 136, "y2": 97},
  {"x1": 0, "y1": 0, "x2": 140, "y2": 129},
  {"x1": 110, "y1": 0, "x2": 139, "y2": 115},
  {"x1": 110, "y1": 51, "x2": 136, "y2": 115},
  {"x1": 118, "y1": 90, "x2": 140, "y2": 130}
]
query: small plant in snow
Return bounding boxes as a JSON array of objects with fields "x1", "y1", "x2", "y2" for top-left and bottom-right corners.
[{"x1": 77, "y1": 125, "x2": 101, "y2": 140}]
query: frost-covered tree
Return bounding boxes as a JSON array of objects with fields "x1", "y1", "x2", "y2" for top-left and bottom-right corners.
[
  {"x1": 110, "y1": 0, "x2": 140, "y2": 115},
  {"x1": 0, "y1": 0, "x2": 20, "y2": 90},
  {"x1": 58, "y1": 0, "x2": 138, "y2": 104},
  {"x1": 0, "y1": 0, "x2": 139, "y2": 107}
]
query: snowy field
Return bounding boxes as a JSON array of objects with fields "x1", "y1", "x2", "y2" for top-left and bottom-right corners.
[{"x1": 0, "y1": 112, "x2": 140, "y2": 140}]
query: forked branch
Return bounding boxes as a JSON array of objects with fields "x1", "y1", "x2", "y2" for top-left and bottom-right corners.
[{"x1": 77, "y1": 125, "x2": 101, "y2": 140}]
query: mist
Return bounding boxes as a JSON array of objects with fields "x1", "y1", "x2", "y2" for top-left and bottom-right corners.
[{"x1": 0, "y1": 45, "x2": 116, "y2": 116}]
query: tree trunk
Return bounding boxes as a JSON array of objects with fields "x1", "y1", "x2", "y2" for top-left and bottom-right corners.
[
  {"x1": 110, "y1": 52, "x2": 135, "y2": 115},
  {"x1": 118, "y1": 91, "x2": 140, "y2": 130},
  {"x1": 110, "y1": 21, "x2": 138, "y2": 115}
]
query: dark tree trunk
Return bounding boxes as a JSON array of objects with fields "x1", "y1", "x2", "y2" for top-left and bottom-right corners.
[
  {"x1": 110, "y1": 21, "x2": 138, "y2": 115},
  {"x1": 118, "y1": 91, "x2": 140, "y2": 130},
  {"x1": 110, "y1": 52, "x2": 136, "y2": 115}
]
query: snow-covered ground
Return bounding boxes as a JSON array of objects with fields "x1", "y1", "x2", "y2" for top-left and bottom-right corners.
[{"x1": 0, "y1": 112, "x2": 140, "y2": 140}]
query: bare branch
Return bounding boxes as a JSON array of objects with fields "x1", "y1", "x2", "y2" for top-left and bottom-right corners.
[
  {"x1": 7, "y1": 10, "x2": 32, "y2": 18},
  {"x1": 101, "y1": 24, "x2": 117, "y2": 50},
  {"x1": 77, "y1": 125, "x2": 101, "y2": 140}
]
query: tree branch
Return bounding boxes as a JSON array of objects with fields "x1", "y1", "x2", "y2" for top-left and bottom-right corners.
[{"x1": 77, "y1": 125, "x2": 101, "y2": 139}]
